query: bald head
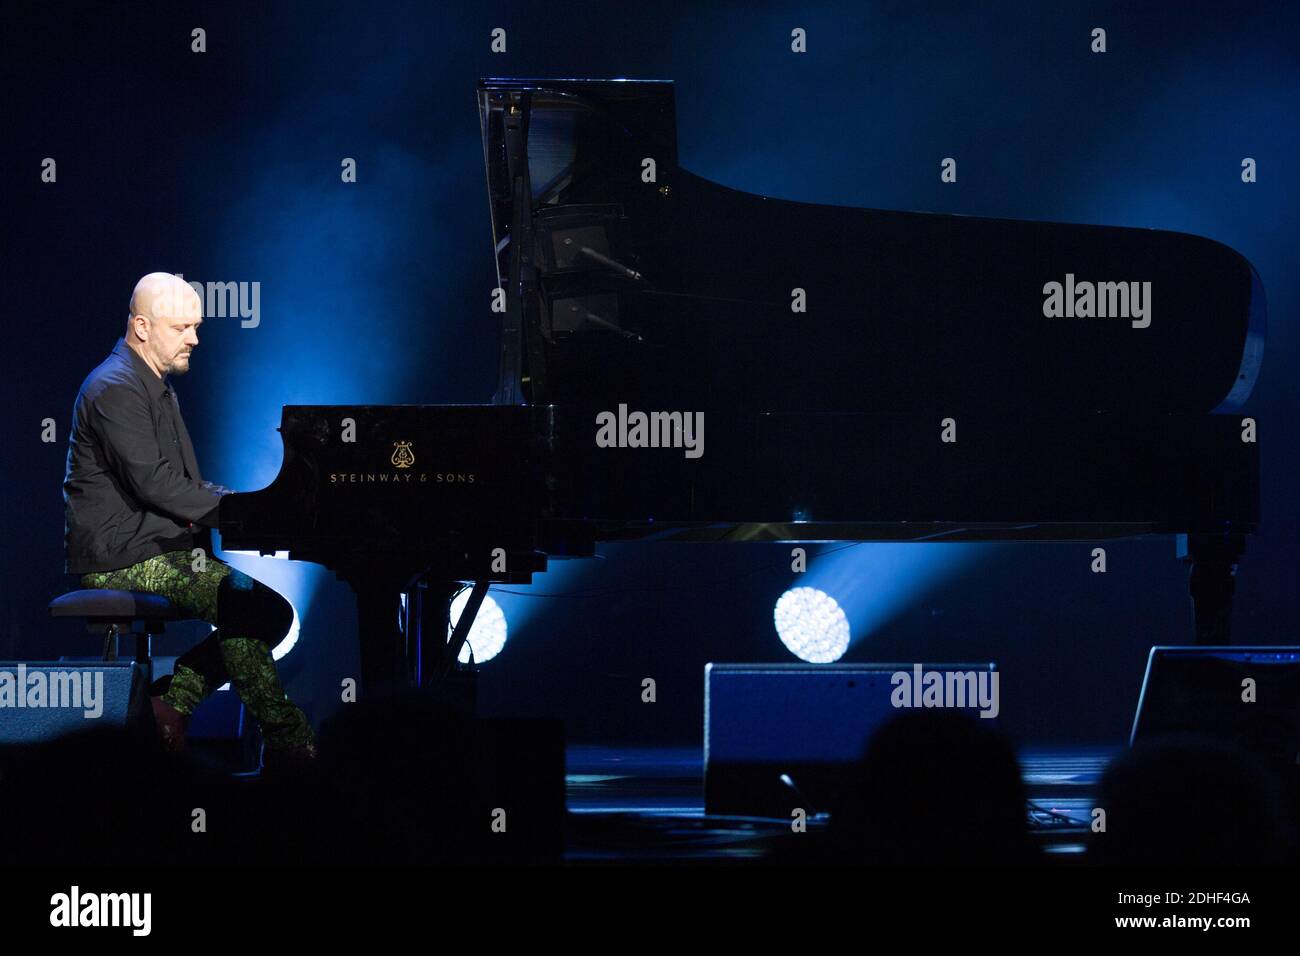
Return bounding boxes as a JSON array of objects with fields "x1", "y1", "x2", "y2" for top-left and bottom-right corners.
[{"x1": 125, "y1": 273, "x2": 203, "y2": 379}]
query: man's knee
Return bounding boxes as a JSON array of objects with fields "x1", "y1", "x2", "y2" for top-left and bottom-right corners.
[{"x1": 217, "y1": 574, "x2": 293, "y2": 645}]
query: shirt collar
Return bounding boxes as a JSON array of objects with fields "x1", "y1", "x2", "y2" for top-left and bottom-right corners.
[{"x1": 113, "y1": 337, "x2": 171, "y2": 401}]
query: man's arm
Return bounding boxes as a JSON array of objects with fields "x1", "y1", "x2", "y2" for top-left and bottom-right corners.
[{"x1": 88, "y1": 383, "x2": 227, "y2": 523}]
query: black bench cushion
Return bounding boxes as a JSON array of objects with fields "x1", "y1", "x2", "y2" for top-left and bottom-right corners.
[{"x1": 49, "y1": 589, "x2": 182, "y2": 620}]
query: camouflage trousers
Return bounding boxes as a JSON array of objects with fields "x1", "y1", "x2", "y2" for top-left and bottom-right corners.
[{"x1": 80, "y1": 550, "x2": 315, "y2": 755}]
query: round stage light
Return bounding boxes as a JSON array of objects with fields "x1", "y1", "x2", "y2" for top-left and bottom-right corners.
[
  {"x1": 773, "y1": 587, "x2": 850, "y2": 663},
  {"x1": 271, "y1": 601, "x2": 300, "y2": 661},
  {"x1": 448, "y1": 590, "x2": 508, "y2": 664}
]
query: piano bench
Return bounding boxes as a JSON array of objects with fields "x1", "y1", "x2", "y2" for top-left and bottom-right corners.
[{"x1": 49, "y1": 590, "x2": 189, "y2": 684}]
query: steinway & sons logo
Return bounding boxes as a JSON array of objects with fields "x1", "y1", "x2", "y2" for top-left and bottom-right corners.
[
  {"x1": 391, "y1": 441, "x2": 415, "y2": 468},
  {"x1": 328, "y1": 440, "x2": 476, "y2": 485}
]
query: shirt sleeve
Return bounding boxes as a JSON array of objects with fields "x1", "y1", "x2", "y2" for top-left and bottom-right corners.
[{"x1": 88, "y1": 382, "x2": 225, "y2": 524}]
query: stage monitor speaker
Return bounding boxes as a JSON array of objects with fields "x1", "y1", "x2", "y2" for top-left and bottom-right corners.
[
  {"x1": 1130, "y1": 646, "x2": 1300, "y2": 773},
  {"x1": 704, "y1": 662, "x2": 999, "y2": 817},
  {"x1": 0, "y1": 661, "x2": 147, "y2": 746}
]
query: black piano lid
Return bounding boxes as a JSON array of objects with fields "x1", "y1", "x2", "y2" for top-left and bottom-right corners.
[
  {"x1": 478, "y1": 77, "x2": 679, "y2": 283},
  {"x1": 478, "y1": 77, "x2": 1266, "y2": 416}
]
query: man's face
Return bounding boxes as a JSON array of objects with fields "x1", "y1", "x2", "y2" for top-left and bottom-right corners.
[{"x1": 143, "y1": 286, "x2": 203, "y2": 376}]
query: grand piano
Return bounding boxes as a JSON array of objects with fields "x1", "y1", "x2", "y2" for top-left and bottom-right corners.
[{"x1": 220, "y1": 78, "x2": 1265, "y2": 694}]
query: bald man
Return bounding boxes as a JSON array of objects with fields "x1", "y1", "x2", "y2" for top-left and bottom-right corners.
[{"x1": 63, "y1": 273, "x2": 315, "y2": 768}]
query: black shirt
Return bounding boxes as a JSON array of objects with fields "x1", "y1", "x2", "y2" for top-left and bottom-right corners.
[{"x1": 63, "y1": 337, "x2": 229, "y2": 574}]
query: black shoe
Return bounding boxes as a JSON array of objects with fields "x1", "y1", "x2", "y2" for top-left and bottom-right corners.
[
  {"x1": 148, "y1": 674, "x2": 173, "y2": 696},
  {"x1": 150, "y1": 693, "x2": 189, "y2": 753},
  {"x1": 260, "y1": 738, "x2": 318, "y2": 777}
]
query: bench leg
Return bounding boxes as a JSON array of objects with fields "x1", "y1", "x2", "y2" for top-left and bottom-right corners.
[
  {"x1": 102, "y1": 623, "x2": 120, "y2": 662},
  {"x1": 135, "y1": 633, "x2": 153, "y2": 685}
]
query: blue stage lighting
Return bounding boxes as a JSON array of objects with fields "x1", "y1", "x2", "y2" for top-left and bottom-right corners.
[
  {"x1": 773, "y1": 587, "x2": 850, "y2": 663},
  {"x1": 219, "y1": 550, "x2": 302, "y2": 660},
  {"x1": 448, "y1": 590, "x2": 508, "y2": 664},
  {"x1": 802, "y1": 543, "x2": 989, "y2": 645}
]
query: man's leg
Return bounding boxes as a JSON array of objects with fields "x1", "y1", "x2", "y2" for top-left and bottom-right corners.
[
  {"x1": 209, "y1": 567, "x2": 317, "y2": 758},
  {"x1": 81, "y1": 551, "x2": 314, "y2": 757},
  {"x1": 81, "y1": 553, "x2": 227, "y2": 726}
]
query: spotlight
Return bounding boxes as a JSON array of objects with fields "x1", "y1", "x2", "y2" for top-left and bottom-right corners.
[
  {"x1": 773, "y1": 587, "x2": 850, "y2": 663},
  {"x1": 448, "y1": 590, "x2": 508, "y2": 664},
  {"x1": 271, "y1": 601, "x2": 300, "y2": 661}
]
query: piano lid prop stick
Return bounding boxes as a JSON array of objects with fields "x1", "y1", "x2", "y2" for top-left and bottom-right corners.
[
  {"x1": 583, "y1": 310, "x2": 643, "y2": 342},
  {"x1": 579, "y1": 246, "x2": 643, "y2": 281}
]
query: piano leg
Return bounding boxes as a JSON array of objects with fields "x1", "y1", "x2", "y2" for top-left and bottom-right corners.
[
  {"x1": 402, "y1": 579, "x2": 482, "y2": 716},
  {"x1": 412, "y1": 580, "x2": 454, "y2": 683},
  {"x1": 1179, "y1": 533, "x2": 1245, "y2": 645},
  {"x1": 412, "y1": 580, "x2": 488, "y2": 681},
  {"x1": 442, "y1": 581, "x2": 489, "y2": 676},
  {"x1": 348, "y1": 573, "x2": 413, "y2": 696}
]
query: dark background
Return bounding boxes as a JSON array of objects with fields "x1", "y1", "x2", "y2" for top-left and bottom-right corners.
[{"x1": 4, "y1": 0, "x2": 1297, "y2": 749}]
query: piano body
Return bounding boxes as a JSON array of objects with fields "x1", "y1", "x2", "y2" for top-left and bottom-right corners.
[{"x1": 220, "y1": 79, "x2": 1264, "y2": 693}]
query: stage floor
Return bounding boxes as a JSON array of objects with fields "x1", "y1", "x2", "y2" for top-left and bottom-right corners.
[{"x1": 563, "y1": 745, "x2": 1117, "y2": 863}]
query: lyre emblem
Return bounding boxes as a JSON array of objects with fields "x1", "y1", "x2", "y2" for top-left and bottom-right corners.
[{"x1": 391, "y1": 441, "x2": 415, "y2": 469}]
